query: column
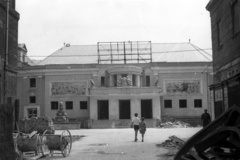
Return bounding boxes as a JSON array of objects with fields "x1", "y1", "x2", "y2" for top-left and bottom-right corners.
[
  {"x1": 136, "y1": 75, "x2": 140, "y2": 87},
  {"x1": 131, "y1": 98, "x2": 141, "y2": 117},
  {"x1": 109, "y1": 99, "x2": 119, "y2": 120},
  {"x1": 152, "y1": 96, "x2": 161, "y2": 119},
  {"x1": 109, "y1": 75, "x2": 114, "y2": 87}
]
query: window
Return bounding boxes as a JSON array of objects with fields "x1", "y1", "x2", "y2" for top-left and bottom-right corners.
[
  {"x1": 179, "y1": 99, "x2": 187, "y2": 108},
  {"x1": 65, "y1": 101, "x2": 73, "y2": 110},
  {"x1": 30, "y1": 78, "x2": 36, "y2": 88},
  {"x1": 194, "y1": 99, "x2": 202, "y2": 108},
  {"x1": 51, "y1": 101, "x2": 59, "y2": 110},
  {"x1": 29, "y1": 96, "x2": 36, "y2": 103},
  {"x1": 80, "y1": 101, "x2": 88, "y2": 109},
  {"x1": 164, "y1": 100, "x2": 172, "y2": 108},
  {"x1": 217, "y1": 20, "x2": 222, "y2": 48},
  {"x1": 132, "y1": 75, "x2": 136, "y2": 86},
  {"x1": 146, "y1": 76, "x2": 150, "y2": 87},
  {"x1": 113, "y1": 75, "x2": 117, "y2": 86},
  {"x1": 28, "y1": 108, "x2": 37, "y2": 118},
  {"x1": 101, "y1": 77, "x2": 105, "y2": 86},
  {"x1": 232, "y1": 0, "x2": 240, "y2": 34}
]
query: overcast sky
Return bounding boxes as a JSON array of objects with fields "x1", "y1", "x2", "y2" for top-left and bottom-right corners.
[{"x1": 16, "y1": 0, "x2": 211, "y2": 60}]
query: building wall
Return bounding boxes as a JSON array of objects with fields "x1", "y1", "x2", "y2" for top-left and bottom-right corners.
[
  {"x1": 207, "y1": 0, "x2": 240, "y2": 118},
  {"x1": 161, "y1": 72, "x2": 209, "y2": 117},
  {"x1": 207, "y1": 0, "x2": 240, "y2": 81},
  {"x1": 44, "y1": 72, "x2": 91, "y2": 119},
  {"x1": 0, "y1": 0, "x2": 19, "y2": 104},
  {"x1": 17, "y1": 63, "x2": 212, "y2": 125}
]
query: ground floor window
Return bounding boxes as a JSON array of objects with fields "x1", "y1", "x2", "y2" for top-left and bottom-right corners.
[
  {"x1": 65, "y1": 101, "x2": 73, "y2": 110},
  {"x1": 179, "y1": 99, "x2": 187, "y2": 108},
  {"x1": 98, "y1": 100, "x2": 109, "y2": 120},
  {"x1": 194, "y1": 99, "x2": 202, "y2": 108},
  {"x1": 141, "y1": 99, "x2": 152, "y2": 119},
  {"x1": 119, "y1": 100, "x2": 131, "y2": 119},
  {"x1": 28, "y1": 108, "x2": 37, "y2": 118},
  {"x1": 164, "y1": 100, "x2": 172, "y2": 108},
  {"x1": 80, "y1": 101, "x2": 88, "y2": 109},
  {"x1": 51, "y1": 101, "x2": 59, "y2": 110}
]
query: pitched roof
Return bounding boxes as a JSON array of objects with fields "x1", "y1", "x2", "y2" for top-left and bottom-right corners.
[{"x1": 37, "y1": 42, "x2": 212, "y2": 65}]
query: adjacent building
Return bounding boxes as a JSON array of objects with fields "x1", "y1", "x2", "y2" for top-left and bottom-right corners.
[
  {"x1": 17, "y1": 42, "x2": 213, "y2": 128},
  {"x1": 0, "y1": 0, "x2": 19, "y2": 104},
  {"x1": 207, "y1": 0, "x2": 240, "y2": 118}
]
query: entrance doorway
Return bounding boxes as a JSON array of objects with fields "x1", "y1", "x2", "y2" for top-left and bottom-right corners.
[
  {"x1": 98, "y1": 100, "x2": 109, "y2": 120},
  {"x1": 119, "y1": 100, "x2": 131, "y2": 119},
  {"x1": 141, "y1": 99, "x2": 152, "y2": 119},
  {"x1": 228, "y1": 84, "x2": 240, "y2": 108}
]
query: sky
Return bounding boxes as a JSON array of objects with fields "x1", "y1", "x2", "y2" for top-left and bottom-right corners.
[{"x1": 16, "y1": 0, "x2": 212, "y2": 60}]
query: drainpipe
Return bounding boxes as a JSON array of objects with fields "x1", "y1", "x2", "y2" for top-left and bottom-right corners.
[{"x1": 3, "y1": 0, "x2": 9, "y2": 103}]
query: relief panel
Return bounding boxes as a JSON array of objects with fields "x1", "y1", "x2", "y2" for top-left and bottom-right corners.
[
  {"x1": 164, "y1": 79, "x2": 201, "y2": 94},
  {"x1": 51, "y1": 81, "x2": 87, "y2": 95}
]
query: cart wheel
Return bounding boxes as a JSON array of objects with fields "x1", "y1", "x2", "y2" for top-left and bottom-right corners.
[
  {"x1": 60, "y1": 130, "x2": 72, "y2": 157},
  {"x1": 41, "y1": 130, "x2": 51, "y2": 156}
]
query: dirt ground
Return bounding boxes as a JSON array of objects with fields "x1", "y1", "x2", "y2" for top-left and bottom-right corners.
[{"x1": 40, "y1": 127, "x2": 201, "y2": 160}]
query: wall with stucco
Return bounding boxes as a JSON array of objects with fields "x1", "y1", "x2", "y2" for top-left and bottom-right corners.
[{"x1": 44, "y1": 72, "x2": 91, "y2": 119}]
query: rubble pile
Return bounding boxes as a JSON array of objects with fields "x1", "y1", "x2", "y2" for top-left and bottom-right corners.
[
  {"x1": 157, "y1": 135, "x2": 185, "y2": 150},
  {"x1": 159, "y1": 121, "x2": 191, "y2": 128}
]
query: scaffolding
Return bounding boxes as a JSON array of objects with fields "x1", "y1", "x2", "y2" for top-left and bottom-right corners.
[{"x1": 97, "y1": 41, "x2": 152, "y2": 64}]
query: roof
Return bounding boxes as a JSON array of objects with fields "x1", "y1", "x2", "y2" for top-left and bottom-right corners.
[{"x1": 37, "y1": 42, "x2": 212, "y2": 65}]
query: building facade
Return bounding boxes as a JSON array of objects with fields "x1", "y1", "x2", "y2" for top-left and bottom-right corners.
[
  {"x1": 207, "y1": 0, "x2": 240, "y2": 118},
  {"x1": 0, "y1": 0, "x2": 19, "y2": 104},
  {"x1": 17, "y1": 42, "x2": 213, "y2": 128}
]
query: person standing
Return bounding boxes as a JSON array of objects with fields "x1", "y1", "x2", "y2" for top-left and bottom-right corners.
[
  {"x1": 139, "y1": 117, "x2": 146, "y2": 142},
  {"x1": 131, "y1": 113, "x2": 140, "y2": 142},
  {"x1": 201, "y1": 109, "x2": 211, "y2": 127}
]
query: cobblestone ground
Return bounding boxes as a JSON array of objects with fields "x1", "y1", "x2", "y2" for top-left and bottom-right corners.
[{"x1": 41, "y1": 128, "x2": 201, "y2": 160}]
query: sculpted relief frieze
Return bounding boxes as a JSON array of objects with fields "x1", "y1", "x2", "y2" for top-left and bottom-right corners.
[
  {"x1": 51, "y1": 81, "x2": 87, "y2": 95},
  {"x1": 165, "y1": 79, "x2": 201, "y2": 94}
]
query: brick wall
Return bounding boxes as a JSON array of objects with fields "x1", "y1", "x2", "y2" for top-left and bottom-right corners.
[
  {"x1": 208, "y1": 0, "x2": 240, "y2": 71},
  {"x1": 0, "y1": 0, "x2": 19, "y2": 103}
]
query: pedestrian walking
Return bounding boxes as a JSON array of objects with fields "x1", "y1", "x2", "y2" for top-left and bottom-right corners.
[
  {"x1": 131, "y1": 113, "x2": 140, "y2": 142},
  {"x1": 201, "y1": 109, "x2": 211, "y2": 127},
  {"x1": 139, "y1": 117, "x2": 146, "y2": 142}
]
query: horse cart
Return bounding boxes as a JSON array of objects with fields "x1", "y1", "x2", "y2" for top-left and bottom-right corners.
[{"x1": 13, "y1": 118, "x2": 72, "y2": 159}]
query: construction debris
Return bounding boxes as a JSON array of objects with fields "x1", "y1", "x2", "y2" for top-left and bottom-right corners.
[
  {"x1": 159, "y1": 121, "x2": 191, "y2": 128},
  {"x1": 157, "y1": 135, "x2": 185, "y2": 150}
]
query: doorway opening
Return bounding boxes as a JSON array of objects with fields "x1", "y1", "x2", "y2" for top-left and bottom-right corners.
[
  {"x1": 119, "y1": 100, "x2": 131, "y2": 119},
  {"x1": 98, "y1": 100, "x2": 109, "y2": 120},
  {"x1": 141, "y1": 99, "x2": 152, "y2": 119}
]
